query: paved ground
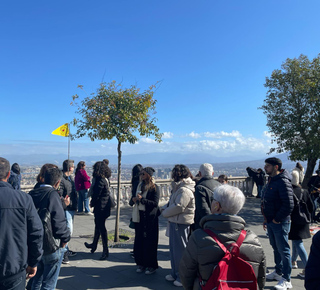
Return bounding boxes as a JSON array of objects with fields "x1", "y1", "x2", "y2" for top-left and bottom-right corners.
[{"x1": 57, "y1": 197, "x2": 313, "y2": 290}]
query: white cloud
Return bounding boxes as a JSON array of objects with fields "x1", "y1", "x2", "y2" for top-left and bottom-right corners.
[
  {"x1": 204, "y1": 130, "x2": 242, "y2": 139},
  {"x1": 263, "y1": 131, "x2": 272, "y2": 138},
  {"x1": 162, "y1": 132, "x2": 174, "y2": 139},
  {"x1": 139, "y1": 137, "x2": 157, "y2": 144},
  {"x1": 188, "y1": 131, "x2": 201, "y2": 139}
]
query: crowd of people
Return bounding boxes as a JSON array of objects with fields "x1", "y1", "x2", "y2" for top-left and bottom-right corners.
[{"x1": 1, "y1": 156, "x2": 320, "y2": 290}]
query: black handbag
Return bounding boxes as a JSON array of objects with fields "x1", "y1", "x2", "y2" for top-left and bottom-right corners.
[{"x1": 291, "y1": 192, "x2": 311, "y2": 225}]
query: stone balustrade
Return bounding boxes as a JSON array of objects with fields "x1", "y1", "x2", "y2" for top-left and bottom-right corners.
[{"x1": 21, "y1": 176, "x2": 256, "y2": 207}]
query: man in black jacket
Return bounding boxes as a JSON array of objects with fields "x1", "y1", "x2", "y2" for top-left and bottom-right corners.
[
  {"x1": 262, "y1": 157, "x2": 294, "y2": 290},
  {"x1": 58, "y1": 159, "x2": 78, "y2": 263},
  {"x1": 194, "y1": 163, "x2": 220, "y2": 229},
  {"x1": 0, "y1": 157, "x2": 43, "y2": 290},
  {"x1": 29, "y1": 167, "x2": 70, "y2": 290}
]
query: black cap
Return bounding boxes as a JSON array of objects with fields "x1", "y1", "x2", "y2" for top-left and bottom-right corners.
[{"x1": 143, "y1": 167, "x2": 155, "y2": 177}]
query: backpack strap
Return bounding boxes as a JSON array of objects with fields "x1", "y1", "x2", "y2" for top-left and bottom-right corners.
[{"x1": 203, "y1": 229, "x2": 247, "y2": 252}]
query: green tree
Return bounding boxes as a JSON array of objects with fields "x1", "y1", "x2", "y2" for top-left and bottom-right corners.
[
  {"x1": 71, "y1": 81, "x2": 162, "y2": 241},
  {"x1": 260, "y1": 54, "x2": 320, "y2": 187}
]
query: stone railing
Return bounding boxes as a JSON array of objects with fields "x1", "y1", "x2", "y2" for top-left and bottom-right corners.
[{"x1": 21, "y1": 176, "x2": 257, "y2": 207}]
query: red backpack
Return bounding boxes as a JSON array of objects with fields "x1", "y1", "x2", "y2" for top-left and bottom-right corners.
[{"x1": 199, "y1": 229, "x2": 257, "y2": 290}]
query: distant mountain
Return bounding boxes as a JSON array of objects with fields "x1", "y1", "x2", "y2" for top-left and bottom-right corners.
[{"x1": 2, "y1": 151, "x2": 307, "y2": 170}]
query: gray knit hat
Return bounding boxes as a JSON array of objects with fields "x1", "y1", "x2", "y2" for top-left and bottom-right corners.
[{"x1": 143, "y1": 167, "x2": 155, "y2": 177}]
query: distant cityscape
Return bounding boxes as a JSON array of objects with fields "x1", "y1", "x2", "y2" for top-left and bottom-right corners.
[{"x1": 19, "y1": 157, "x2": 304, "y2": 186}]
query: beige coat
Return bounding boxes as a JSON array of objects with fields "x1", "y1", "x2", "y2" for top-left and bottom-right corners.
[{"x1": 162, "y1": 177, "x2": 195, "y2": 225}]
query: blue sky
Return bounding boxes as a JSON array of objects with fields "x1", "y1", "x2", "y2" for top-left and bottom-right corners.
[{"x1": 1, "y1": 1, "x2": 320, "y2": 161}]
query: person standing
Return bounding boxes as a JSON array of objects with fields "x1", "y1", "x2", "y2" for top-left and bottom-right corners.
[
  {"x1": 75, "y1": 161, "x2": 92, "y2": 215},
  {"x1": 292, "y1": 162, "x2": 304, "y2": 185},
  {"x1": 129, "y1": 164, "x2": 143, "y2": 258},
  {"x1": 262, "y1": 157, "x2": 294, "y2": 290},
  {"x1": 194, "y1": 163, "x2": 220, "y2": 229},
  {"x1": 180, "y1": 185, "x2": 266, "y2": 290},
  {"x1": 84, "y1": 161, "x2": 112, "y2": 260},
  {"x1": 58, "y1": 159, "x2": 78, "y2": 264},
  {"x1": 7, "y1": 162, "x2": 22, "y2": 190},
  {"x1": 132, "y1": 167, "x2": 160, "y2": 275},
  {"x1": 289, "y1": 172, "x2": 314, "y2": 279},
  {"x1": 29, "y1": 167, "x2": 70, "y2": 290},
  {"x1": 162, "y1": 164, "x2": 195, "y2": 287},
  {"x1": 246, "y1": 167, "x2": 265, "y2": 198},
  {"x1": 0, "y1": 157, "x2": 43, "y2": 290}
]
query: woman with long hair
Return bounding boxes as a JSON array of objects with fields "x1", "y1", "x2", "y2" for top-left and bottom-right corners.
[
  {"x1": 74, "y1": 161, "x2": 91, "y2": 215},
  {"x1": 84, "y1": 161, "x2": 112, "y2": 260},
  {"x1": 162, "y1": 164, "x2": 195, "y2": 287},
  {"x1": 132, "y1": 167, "x2": 160, "y2": 274}
]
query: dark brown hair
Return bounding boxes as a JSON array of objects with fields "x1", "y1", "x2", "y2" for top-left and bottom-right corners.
[{"x1": 171, "y1": 164, "x2": 192, "y2": 182}]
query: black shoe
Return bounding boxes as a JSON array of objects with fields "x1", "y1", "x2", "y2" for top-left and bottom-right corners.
[
  {"x1": 84, "y1": 242, "x2": 96, "y2": 253},
  {"x1": 62, "y1": 254, "x2": 69, "y2": 264},
  {"x1": 67, "y1": 250, "x2": 77, "y2": 257},
  {"x1": 99, "y1": 252, "x2": 109, "y2": 260}
]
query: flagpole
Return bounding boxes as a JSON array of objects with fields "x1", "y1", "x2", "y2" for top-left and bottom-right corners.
[{"x1": 68, "y1": 123, "x2": 70, "y2": 162}]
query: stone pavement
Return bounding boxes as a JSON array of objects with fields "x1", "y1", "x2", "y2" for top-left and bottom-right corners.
[{"x1": 57, "y1": 198, "x2": 312, "y2": 290}]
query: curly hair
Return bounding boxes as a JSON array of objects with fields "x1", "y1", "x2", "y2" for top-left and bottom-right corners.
[
  {"x1": 171, "y1": 164, "x2": 192, "y2": 182},
  {"x1": 92, "y1": 161, "x2": 111, "y2": 179}
]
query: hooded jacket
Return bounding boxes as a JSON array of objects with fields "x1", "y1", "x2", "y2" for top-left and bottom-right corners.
[
  {"x1": 179, "y1": 214, "x2": 266, "y2": 290},
  {"x1": 261, "y1": 169, "x2": 294, "y2": 223},
  {"x1": 0, "y1": 181, "x2": 43, "y2": 280},
  {"x1": 162, "y1": 177, "x2": 195, "y2": 225},
  {"x1": 29, "y1": 185, "x2": 70, "y2": 247}
]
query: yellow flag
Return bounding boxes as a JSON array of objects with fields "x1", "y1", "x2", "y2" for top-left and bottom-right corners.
[{"x1": 52, "y1": 123, "x2": 69, "y2": 137}]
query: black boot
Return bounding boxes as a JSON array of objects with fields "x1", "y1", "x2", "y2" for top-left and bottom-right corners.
[
  {"x1": 84, "y1": 230, "x2": 100, "y2": 253},
  {"x1": 100, "y1": 232, "x2": 109, "y2": 260}
]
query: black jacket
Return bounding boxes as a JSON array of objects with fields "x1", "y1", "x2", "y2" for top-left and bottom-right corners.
[
  {"x1": 29, "y1": 185, "x2": 70, "y2": 246},
  {"x1": 90, "y1": 177, "x2": 111, "y2": 218},
  {"x1": 194, "y1": 176, "x2": 220, "y2": 229},
  {"x1": 58, "y1": 174, "x2": 78, "y2": 211},
  {"x1": 246, "y1": 167, "x2": 265, "y2": 186},
  {"x1": 0, "y1": 181, "x2": 43, "y2": 280},
  {"x1": 305, "y1": 230, "x2": 320, "y2": 290},
  {"x1": 289, "y1": 186, "x2": 314, "y2": 240},
  {"x1": 261, "y1": 169, "x2": 294, "y2": 223}
]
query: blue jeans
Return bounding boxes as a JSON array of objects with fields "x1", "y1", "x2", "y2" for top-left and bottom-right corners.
[
  {"x1": 257, "y1": 185, "x2": 263, "y2": 197},
  {"x1": 78, "y1": 189, "x2": 90, "y2": 213},
  {"x1": 292, "y1": 239, "x2": 308, "y2": 268},
  {"x1": 65, "y1": 210, "x2": 75, "y2": 236},
  {"x1": 267, "y1": 221, "x2": 292, "y2": 281},
  {"x1": 31, "y1": 247, "x2": 66, "y2": 290}
]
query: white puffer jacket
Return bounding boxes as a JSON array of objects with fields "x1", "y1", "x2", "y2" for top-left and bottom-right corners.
[{"x1": 162, "y1": 177, "x2": 195, "y2": 225}]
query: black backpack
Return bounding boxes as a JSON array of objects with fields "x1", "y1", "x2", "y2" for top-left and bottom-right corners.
[
  {"x1": 291, "y1": 191, "x2": 311, "y2": 225},
  {"x1": 37, "y1": 189, "x2": 60, "y2": 255}
]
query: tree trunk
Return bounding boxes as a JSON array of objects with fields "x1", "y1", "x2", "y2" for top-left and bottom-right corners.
[
  {"x1": 114, "y1": 140, "x2": 122, "y2": 242},
  {"x1": 302, "y1": 157, "x2": 317, "y2": 189}
]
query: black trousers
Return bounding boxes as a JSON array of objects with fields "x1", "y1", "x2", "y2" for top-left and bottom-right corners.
[
  {"x1": 0, "y1": 270, "x2": 26, "y2": 290},
  {"x1": 134, "y1": 211, "x2": 159, "y2": 269}
]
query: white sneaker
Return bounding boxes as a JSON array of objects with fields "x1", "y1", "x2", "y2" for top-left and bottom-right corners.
[
  {"x1": 292, "y1": 261, "x2": 298, "y2": 269},
  {"x1": 173, "y1": 280, "x2": 183, "y2": 287},
  {"x1": 266, "y1": 270, "x2": 282, "y2": 281},
  {"x1": 274, "y1": 278, "x2": 293, "y2": 289},
  {"x1": 165, "y1": 274, "x2": 175, "y2": 282}
]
